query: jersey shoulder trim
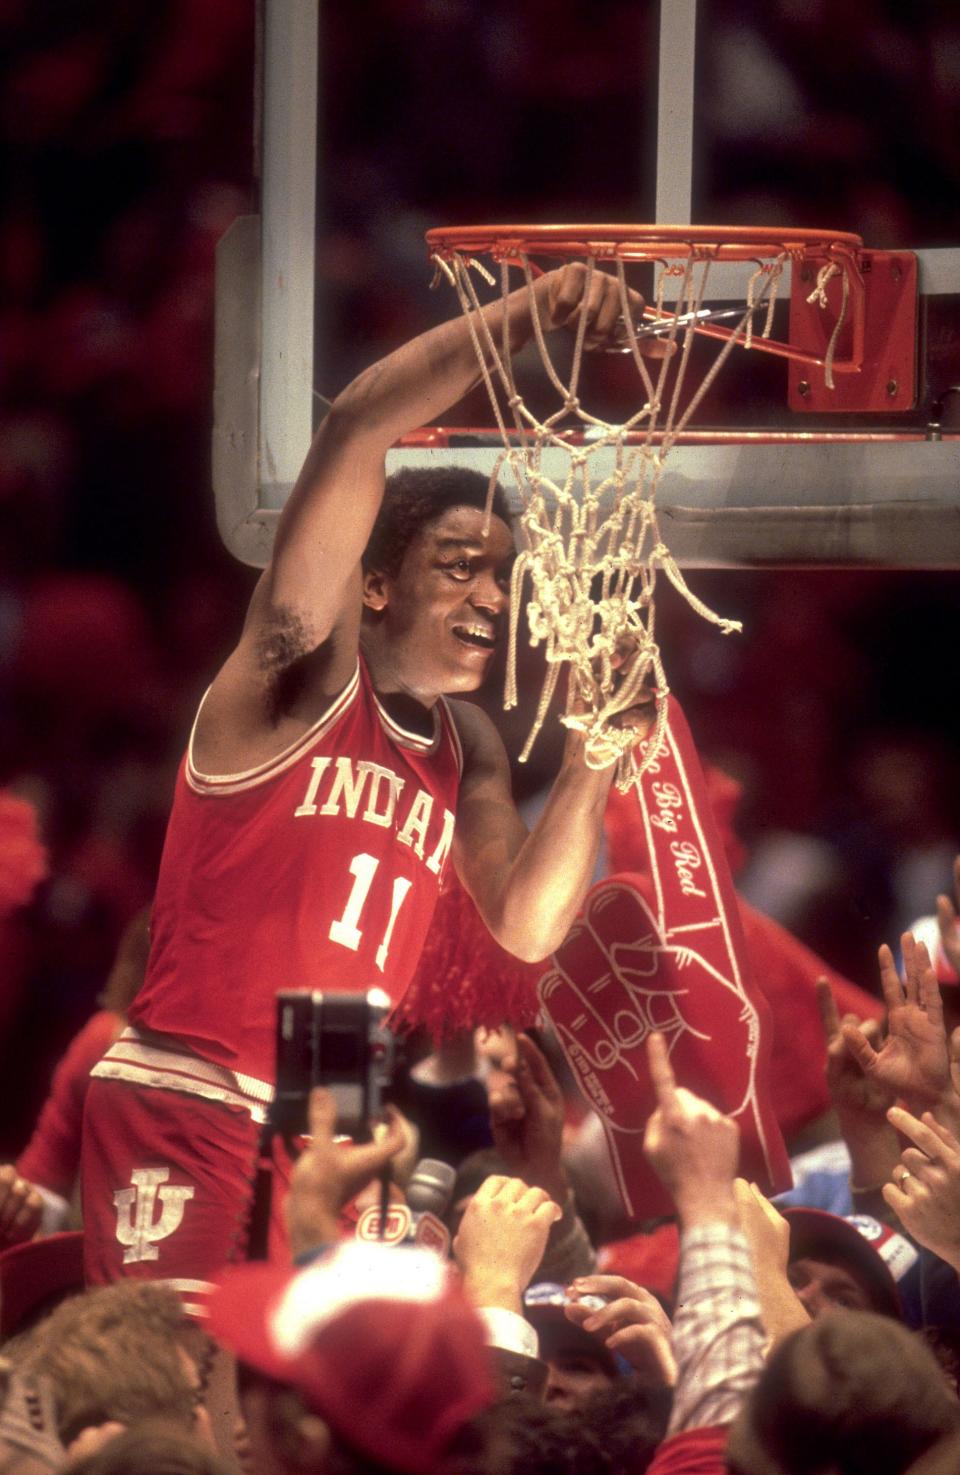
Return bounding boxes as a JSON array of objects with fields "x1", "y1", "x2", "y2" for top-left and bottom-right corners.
[
  {"x1": 371, "y1": 689, "x2": 442, "y2": 755},
  {"x1": 362, "y1": 657, "x2": 458, "y2": 771},
  {"x1": 438, "y1": 696, "x2": 464, "y2": 778},
  {"x1": 186, "y1": 664, "x2": 361, "y2": 795}
]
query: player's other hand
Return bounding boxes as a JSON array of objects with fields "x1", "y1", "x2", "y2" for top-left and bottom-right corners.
[{"x1": 609, "y1": 638, "x2": 659, "y2": 742}]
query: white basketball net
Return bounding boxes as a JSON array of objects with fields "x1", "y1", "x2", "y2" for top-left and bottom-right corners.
[{"x1": 431, "y1": 247, "x2": 802, "y2": 789}]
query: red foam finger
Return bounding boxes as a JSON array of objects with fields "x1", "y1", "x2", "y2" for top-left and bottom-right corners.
[
  {"x1": 539, "y1": 965, "x2": 649, "y2": 1123},
  {"x1": 542, "y1": 699, "x2": 790, "y2": 1216}
]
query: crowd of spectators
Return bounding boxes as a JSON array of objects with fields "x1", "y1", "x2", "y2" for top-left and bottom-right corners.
[
  {"x1": 2, "y1": 2, "x2": 960, "y2": 1472},
  {"x1": 5, "y1": 882, "x2": 960, "y2": 1472}
]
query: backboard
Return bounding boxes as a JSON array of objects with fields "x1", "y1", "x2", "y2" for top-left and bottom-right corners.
[{"x1": 213, "y1": 0, "x2": 960, "y2": 569}]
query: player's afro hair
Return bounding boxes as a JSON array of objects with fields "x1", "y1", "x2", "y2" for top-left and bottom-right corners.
[{"x1": 362, "y1": 467, "x2": 512, "y2": 581}]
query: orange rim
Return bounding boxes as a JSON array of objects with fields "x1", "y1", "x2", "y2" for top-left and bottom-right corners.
[{"x1": 426, "y1": 222, "x2": 863, "y2": 262}]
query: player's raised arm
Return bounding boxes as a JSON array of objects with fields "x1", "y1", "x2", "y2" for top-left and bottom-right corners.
[
  {"x1": 450, "y1": 700, "x2": 615, "y2": 961},
  {"x1": 204, "y1": 268, "x2": 640, "y2": 732},
  {"x1": 266, "y1": 263, "x2": 640, "y2": 625},
  {"x1": 249, "y1": 277, "x2": 637, "y2": 663}
]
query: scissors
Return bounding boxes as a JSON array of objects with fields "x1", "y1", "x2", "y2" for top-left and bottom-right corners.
[{"x1": 609, "y1": 301, "x2": 772, "y2": 351}]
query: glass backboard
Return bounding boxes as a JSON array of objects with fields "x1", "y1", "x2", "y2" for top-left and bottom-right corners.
[{"x1": 213, "y1": 0, "x2": 960, "y2": 569}]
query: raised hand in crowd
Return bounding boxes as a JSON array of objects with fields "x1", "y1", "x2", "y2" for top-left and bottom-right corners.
[
  {"x1": 642, "y1": 1030, "x2": 740, "y2": 1227},
  {"x1": 563, "y1": 1272, "x2": 677, "y2": 1386},
  {"x1": 884, "y1": 1106, "x2": 960, "y2": 1274},
  {"x1": 473, "y1": 1028, "x2": 596, "y2": 1284},
  {"x1": 478, "y1": 1030, "x2": 568, "y2": 1203},
  {"x1": 285, "y1": 1086, "x2": 407, "y2": 1259},
  {"x1": 935, "y1": 854, "x2": 960, "y2": 976},
  {"x1": 453, "y1": 1174, "x2": 561, "y2": 1315},
  {"x1": 842, "y1": 935, "x2": 953, "y2": 1116},
  {"x1": 0, "y1": 1165, "x2": 42, "y2": 1250},
  {"x1": 474, "y1": 1025, "x2": 521, "y2": 1107},
  {"x1": 732, "y1": 1178, "x2": 810, "y2": 1344},
  {"x1": 815, "y1": 976, "x2": 901, "y2": 1203},
  {"x1": 817, "y1": 976, "x2": 896, "y2": 1121}
]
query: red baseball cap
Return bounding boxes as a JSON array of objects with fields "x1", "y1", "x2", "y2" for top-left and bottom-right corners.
[
  {"x1": 0, "y1": 1230, "x2": 85, "y2": 1338},
  {"x1": 208, "y1": 1243, "x2": 493, "y2": 1475},
  {"x1": 783, "y1": 1208, "x2": 918, "y2": 1319}
]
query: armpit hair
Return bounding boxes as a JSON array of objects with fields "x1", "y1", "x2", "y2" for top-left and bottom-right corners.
[
  {"x1": 258, "y1": 606, "x2": 314, "y2": 678},
  {"x1": 257, "y1": 608, "x2": 333, "y2": 727}
]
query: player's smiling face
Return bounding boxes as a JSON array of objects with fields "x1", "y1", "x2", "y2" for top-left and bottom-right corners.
[{"x1": 362, "y1": 504, "x2": 515, "y2": 700}]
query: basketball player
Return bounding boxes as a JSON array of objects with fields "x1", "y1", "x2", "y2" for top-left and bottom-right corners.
[{"x1": 80, "y1": 264, "x2": 657, "y2": 1291}]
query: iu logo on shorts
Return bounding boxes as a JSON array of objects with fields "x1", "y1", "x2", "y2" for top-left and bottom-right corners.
[{"x1": 113, "y1": 1167, "x2": 195, "y2": 1264}]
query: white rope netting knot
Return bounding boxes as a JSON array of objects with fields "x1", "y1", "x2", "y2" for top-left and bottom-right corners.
[
  {"x1": 430, "y1": 247, "x2": 790, "y2": 790},
  {"x1": 805, "y1": 262, "x2": 848, "y2": 390}
]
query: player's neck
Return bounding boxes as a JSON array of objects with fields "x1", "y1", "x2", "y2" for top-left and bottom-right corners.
[{"x1": 360, "y1": 633, "x2": 440, "y2": 737}]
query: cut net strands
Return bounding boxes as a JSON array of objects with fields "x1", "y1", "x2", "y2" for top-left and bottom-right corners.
[{"x1": 430, "y1": 245, "x2": 797, "y2": 790}]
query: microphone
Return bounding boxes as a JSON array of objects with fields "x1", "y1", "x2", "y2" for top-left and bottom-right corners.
[
  {"x1": 356, "y1": 1158, "x2": 456, "y2": 1255},
  {"x1": 406, "y1": 1159, "x2": 457, "y2": 1217}
]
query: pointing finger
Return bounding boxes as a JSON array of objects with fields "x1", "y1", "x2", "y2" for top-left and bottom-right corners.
[
  {"x1": 815, "y1": 977, "x2": 841, "y2": 1041},
  {"x1": 647, "y1": 1031, "x2": 677, "y2": 1107}
]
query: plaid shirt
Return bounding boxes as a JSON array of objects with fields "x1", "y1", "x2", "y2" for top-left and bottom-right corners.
[{"x1": 667, "y1": 1221, "x2": 765, "y2": 1436}]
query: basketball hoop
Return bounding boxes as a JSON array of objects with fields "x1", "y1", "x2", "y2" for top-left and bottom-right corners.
[{"x1": 426, "y1": 223, "x2": 865, "y2": 787}]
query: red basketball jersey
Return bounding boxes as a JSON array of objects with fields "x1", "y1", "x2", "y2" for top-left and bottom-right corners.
[{"x1": 129, "y1": 660, "x2": 462, "y2": 1094}]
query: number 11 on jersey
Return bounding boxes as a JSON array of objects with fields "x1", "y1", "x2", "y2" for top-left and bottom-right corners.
[{"x1": 329, "y1": 853, "x2": 413, "y2": 972}]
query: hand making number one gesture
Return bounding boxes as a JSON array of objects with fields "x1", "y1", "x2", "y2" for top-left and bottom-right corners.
[
  {"x1": 840, "y1": 934, "x2": 951, "y2": 1112},
  {"x1": 642, "y1": 1030, "x2": 740, "y2": 1228}
]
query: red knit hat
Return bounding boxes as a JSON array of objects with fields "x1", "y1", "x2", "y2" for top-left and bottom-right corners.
[{"x1": 208, "y1": 1243, "x2": 493, "y2": 1475}]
